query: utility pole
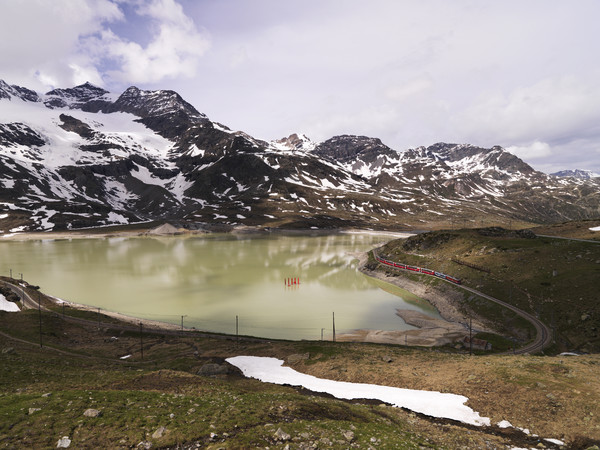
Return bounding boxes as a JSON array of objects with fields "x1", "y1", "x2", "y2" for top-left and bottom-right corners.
[
  {"x1": 18, "y1": 273, "x2": 24, "y2": 305},
  {"x1": 469, "y1": 318, "x2": 473, "y2": 356},
  {"x1": 236, "y1": 315, "x2": 239, "y2": 338},
  {"x1": 332, "y1": 312, "x2": 336, "y2": 342},
  {"x1": 181, "y1": 315, "x2": 187, "y2": 331},
  {"x1": 321, "y1": 328, "x2": 324, "y2": 341},
  {"x1": 9, "y1": 268, "x2": 12, "y2": 278},
  {"x1": 140, "y1": 323, "x2": 144, "y2": 360},
  {"x1": 38, "y1": 291, "x2": 42, "y2": 348}
]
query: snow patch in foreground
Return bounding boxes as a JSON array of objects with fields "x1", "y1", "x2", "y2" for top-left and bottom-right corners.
[
  {"x1": 0, "y1": 294, "x2": 20, "y2": 312},
  {"x1": 589, "y1": 226, "x2": 600, "y2": 231},
  {"x1": 226, "y1": 356, "x2": 490, "y2": 426}
]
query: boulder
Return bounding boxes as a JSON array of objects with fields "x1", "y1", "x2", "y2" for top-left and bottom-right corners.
[
  {"x1": 275, "y1": 428, "x2": 291, "y2": 441},
  {"x1": 83, "y1": 408, "x2": 101, "y2": 418},
  {"x1": 151, "y1": 426, "x2": 166, "y2": 439},
  {"x1": 56, "y1": 436, "x2": 71, "y2": 448}
]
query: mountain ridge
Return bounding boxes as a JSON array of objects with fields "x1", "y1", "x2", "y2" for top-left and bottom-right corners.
[{"x1": 0, "y1": 80, "x2": 599, "y2": 233}]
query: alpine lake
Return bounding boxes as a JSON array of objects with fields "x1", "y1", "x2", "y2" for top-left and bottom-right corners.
[{"x1": 1, "y1": 232, "x2": 440, "y2": 340}]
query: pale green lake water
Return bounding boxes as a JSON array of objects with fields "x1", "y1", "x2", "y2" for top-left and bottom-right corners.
[{"x1": 1, "y1": 233, "x2": 439, "y2": 340}]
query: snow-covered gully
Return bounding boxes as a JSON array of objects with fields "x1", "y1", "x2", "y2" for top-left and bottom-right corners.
[{"x1": 226, "y1": 356, "x2": 565, "y2": 447}]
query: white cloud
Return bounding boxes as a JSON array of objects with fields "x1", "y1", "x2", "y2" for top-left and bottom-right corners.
[
  {"x1": 95, "y1": 0, "x2": 211, "y2": 84},
  {"x1": 385, "y1": 78, "x2": 433, "y2": 102},
  {"x1": 0, "y1": 0, "x2": 209, "y2": 89},
  {"x1": 506, "y1": 141, "x2": 552, "y2": 160},
  {"x1": 68, "y1": 63, "x2": 104, "y2": 87},
  {"x1": 456, "y1": 76, "x2": 600, "y2": 145},
  {"x1": 0, "y1": 0, "x2": 122, "y2": 89},
  {"x1": 2, "y1": 0, "x2": 600, "y2": 173}
]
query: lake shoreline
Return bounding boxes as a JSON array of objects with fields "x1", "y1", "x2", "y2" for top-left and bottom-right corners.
[
  {"x1": 7, "y1": 230, "x2": 457, "y2": 344},
  {"x1": 339, "y1": 250, "x2": 489, "y2": 347},
  {"x1": 0, "y1": 223, "x2": 415, "y2": 241}
]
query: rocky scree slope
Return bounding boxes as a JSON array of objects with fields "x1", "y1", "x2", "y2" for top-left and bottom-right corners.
[{"x1": 0, "y1": 80, "x2": 598, "y2": 233}]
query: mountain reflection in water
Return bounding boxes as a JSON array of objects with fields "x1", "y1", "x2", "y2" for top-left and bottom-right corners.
[{"x1": 1, "y1": 233, "x2": 440, "y2": 339}]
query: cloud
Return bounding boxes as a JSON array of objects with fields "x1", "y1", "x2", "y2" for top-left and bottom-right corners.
[
  {"x1": 455, "y1": 75, "x2": 600, "y2": 146},
  {"x1": 0, "y1": 0, "x2": 122, "y2": 89},
  {"x1": 2, "y1": 0, "x2": 600, "y2": 173},
  {"x1": 0, "y1": 0, "x2": 209, "y2": 89},
  {"x1": 506, "y1": 141, "x2": 552, "y2": 160},
  {"x1": 68, "y1": 63, "x2": 104, "y2": 86},
  {"x1": 385, "y1": 78, "x2": 433, "y2": 102},
  {"x1": 93, "y1": 0, "x2": 211, "y2": 84}
]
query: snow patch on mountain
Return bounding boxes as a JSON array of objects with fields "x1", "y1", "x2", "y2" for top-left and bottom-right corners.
[{"x1": 552, "y1": 169, "x2": 600, "y2": 179}]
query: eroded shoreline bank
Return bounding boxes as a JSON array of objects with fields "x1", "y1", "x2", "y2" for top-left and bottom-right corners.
[{"x1": 337, "y1": 250, "x2": 490, "y2": 347}]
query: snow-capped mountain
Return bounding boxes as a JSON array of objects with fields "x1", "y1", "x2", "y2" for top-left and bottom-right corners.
[
  {"x1": 551, "y1": 169, "x2": 600, "y2": 180},
  {"x1": 0, "y1": 80, "x2": 599, "y2": 233}
]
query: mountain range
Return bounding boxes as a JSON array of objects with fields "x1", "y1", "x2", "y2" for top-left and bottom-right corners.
[{"x1": 1, "y1": 80, "x2": 599, "y2": 233}]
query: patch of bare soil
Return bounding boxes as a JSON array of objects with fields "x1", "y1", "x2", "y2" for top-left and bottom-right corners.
[{"x1": 338, "y1": 309, "x2": 468, "y2": 346}]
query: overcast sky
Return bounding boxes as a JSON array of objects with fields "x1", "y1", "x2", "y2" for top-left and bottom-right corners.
[{"x1": 1, "y1": 0, "x2": 599, "y2": 173}]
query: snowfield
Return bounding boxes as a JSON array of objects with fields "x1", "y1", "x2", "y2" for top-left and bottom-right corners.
[
  {"x1": 0, "y1": 294, "x2": 20, "y2": 312},
  {"x1": 226, "y1": 356, "x2": 491, "y2": 426},
  {"x1": 227, "y1": 356, "x2": 567, "y2": 446}
]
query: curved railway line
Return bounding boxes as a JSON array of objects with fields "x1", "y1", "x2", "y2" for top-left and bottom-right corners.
[{"x1": 372, "y1": 251, "x2": 553, "y2": 355}]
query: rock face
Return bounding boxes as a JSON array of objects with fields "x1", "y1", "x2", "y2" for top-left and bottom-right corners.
[{"x1": 1, "y1": 79, "x2": 599, "y2": 233}]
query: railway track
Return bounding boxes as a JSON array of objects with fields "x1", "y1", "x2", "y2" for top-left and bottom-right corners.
[
  {"x1": 372, "y1": 251, "x2": 553, "y2": 354},
  {"x1": 457, "y1": 284, "x2": 552, "y2": 355},
  {"x1": 0, "y1": 279, "x2": 271, "y2": 351}
]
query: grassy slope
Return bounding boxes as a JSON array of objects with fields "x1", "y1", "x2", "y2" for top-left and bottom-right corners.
[
  {"x1": 0, "y1": 307, "x2": 599, "y2": 449},
  {"x1": 375, "y1": 227, "x2": 600, "y2": 353}
]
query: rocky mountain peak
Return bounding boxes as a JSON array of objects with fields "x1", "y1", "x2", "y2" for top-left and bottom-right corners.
[
  {"x1": 44, "y1": 82, "x2": 110, "y2": 109},
  {"x1": 0, "y1": 80, "x2": 41, "y2": 102},
  {"x1": 111, "y1": 86, "x2": 205, "y2": 120},
  {"x1": 421, "y1": 143, "x2": 536, "y2": 176},
  {"x1": 313, "y1": 135, "x2": 396, "y2": 162},
  {"x1": 271, "y1": 133, "x2": 316, "y2": 151},
  {"x1": 551, "y1": 169, "x2": 600, "y2": 179}
]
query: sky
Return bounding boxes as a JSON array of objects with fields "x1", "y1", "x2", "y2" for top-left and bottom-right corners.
[{"x1": 1, "y1": 0, "x2": 599, "y2": 173}]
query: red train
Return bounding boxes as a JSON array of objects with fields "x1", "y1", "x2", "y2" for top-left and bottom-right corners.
[{"x1": 375, "y1": 255, "x2": 462, "y2": 285}]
